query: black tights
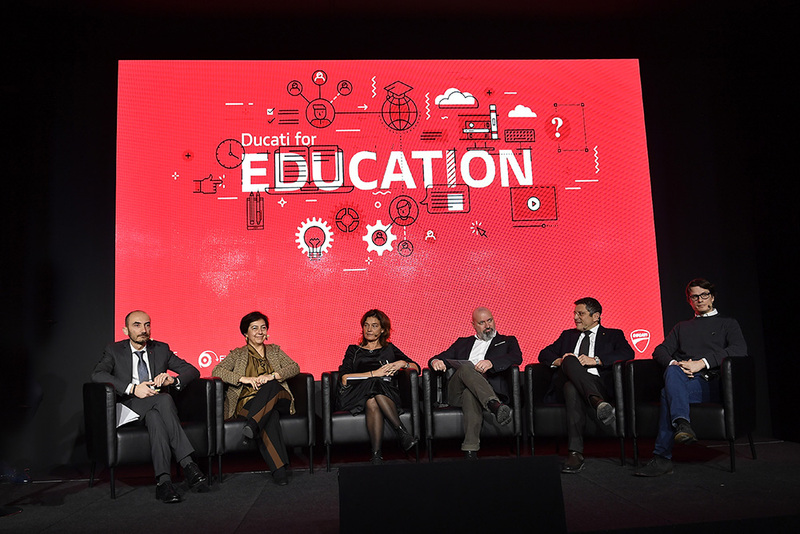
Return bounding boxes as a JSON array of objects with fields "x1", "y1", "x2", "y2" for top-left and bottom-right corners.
[{"x1": 365, "y1": 394, "x2": 402, "y2": 453}]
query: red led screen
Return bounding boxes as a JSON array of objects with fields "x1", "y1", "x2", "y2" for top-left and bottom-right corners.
[{"x1": 116, "y1": 60, "x2": 661, "y2": 376}]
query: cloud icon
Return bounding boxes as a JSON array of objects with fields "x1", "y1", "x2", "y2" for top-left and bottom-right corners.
[
  {"x1": 435, "y1": 88, "x2": 478, "y2": 108},
  {"x1": 508, "y1": 105, "x2": 537, "y2": 118}
]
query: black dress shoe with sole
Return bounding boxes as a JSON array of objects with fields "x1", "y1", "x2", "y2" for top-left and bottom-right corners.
[
  {"x1": 156, "y1": 481, "x2": 182, "y2": 503},
  {"x1": 561, "y1": 451, "x2": 585, "y2": 474},
  {"x1": 184, "y1": 462, "x2": 209, "y2": 492}
]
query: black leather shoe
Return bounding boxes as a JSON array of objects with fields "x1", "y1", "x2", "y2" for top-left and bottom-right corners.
[
  {"x1": 183, "y1": 462, "x2": 209, "y2": 491},
  {"x1": 595, "y1": 401, "x2": 616, "y2": 427},
  {"x1": 562, "y1": 451, "x2": 585, "y2": 474},
  {"x1": 155, "y1": 481, "x2": 182, "y2": 503},
  {"x1": 370, "y1": 450, "x2": 384, "y2": 465},
  {"x1": 674, "y1": 419, "x2": 697, "y2": 445},
  {"x1": 634, "y1": 455, "x2": 674, "y2": 477},
  {"x1": 464, "y1": 450, "x2": 478, "y2": 460},
  {"x1": 487, "y1": 399, "x2": 512, "y2": 426},
  {"x1": 272, "y1": 466, "x2": 289, "y2": 486}
]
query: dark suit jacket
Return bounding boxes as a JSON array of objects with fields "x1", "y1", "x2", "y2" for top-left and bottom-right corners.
[
  {"x1": 92, "y1": 339, "x2": 200, "y2": 400},
  {"x1": 538, "y1": 325, "x2": 634, "y2": 398},
  {"x1": 429, "y1": 334, "x2": 522, "y2": 400}
]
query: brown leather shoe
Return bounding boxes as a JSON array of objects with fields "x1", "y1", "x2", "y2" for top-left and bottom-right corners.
[{"x1": 562, "y1": 451, "x2": 585, "y2": 473}]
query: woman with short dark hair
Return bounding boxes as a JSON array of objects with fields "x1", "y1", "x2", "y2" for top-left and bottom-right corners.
[{"x1": 212, "y1": 311, "x2": 299, "y2": 485}]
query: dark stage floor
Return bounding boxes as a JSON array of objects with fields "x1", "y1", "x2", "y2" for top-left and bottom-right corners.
[{"x1": 2, "y1": 437, "x2": 799, "y2": 533}]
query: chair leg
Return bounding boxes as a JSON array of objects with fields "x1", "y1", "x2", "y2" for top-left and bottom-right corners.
[
  {"x1": 309, "y1": 446, "x2": 314, "y2": 474},
  {"x1": 207, "y1": 457, "x2": 213, "y2": 486},
  {"x1": 326, "y1": 444, "x2": 331, "y2": 472},
  {"x1": 218, "y1": 455, "x2": 223, "y2": 484},
  {"x1": 110, "y1": 467, "x2": 116, "y2": 499},
  {"x1": 748, "y1": 433, "x2": 757, "y2": 460},
  {"x1": 729, "y1": 440, "x2": 736, "y2": 473},
  {"x1": 633, "y1": 437, "x2": 639, "y2": 467},
  {"x1": 619, "y1": 437, "x2": 625, "y2": 466},
  {"x1": 530, "y1": 436, "x2": 534, "y2": 457},
  {"x1": 88, "y1": 461, "x2": 96, "y2": 487},
  {"x1": 515, "y1": 436, "x2": 520, "y2": 457},
  {"x1": 415, "y1": 442, "x2": 420, "y2": 463},
  {"x1": 427, "y1": 438, "x2": 433, "y2": 462}
]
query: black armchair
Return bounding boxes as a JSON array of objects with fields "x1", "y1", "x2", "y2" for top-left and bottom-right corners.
[
  {"x1": 422, "y1": 366, "x2": 521, "y2": 461},
  {"x1": 524, "y1": 362, "x2": 626, "y2": 465},
  {"x1": 321, "y1": 369, "x2": 420, "y2": 471},
  {"x1": 83, "y1": 378, "x2": 216, "y2": 498},
  {"x1": 625, "y1": 357, "x2": 756, "y2": 472},
  {"x1": 212, "y1": 373, "x2": 315, "y2": 479}
]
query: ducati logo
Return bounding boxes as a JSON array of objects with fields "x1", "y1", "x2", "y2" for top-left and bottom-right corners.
[{"x1": 630, "y1": 329, "x2": 651, "y2": 353}]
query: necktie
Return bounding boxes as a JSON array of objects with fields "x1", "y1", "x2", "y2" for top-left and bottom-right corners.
[
  {"x1": 135, "y1": 350, "x2": 150, "y2": 382},
  {"x1": 579, "y1": 331, "x2": 591, "y2": 357}
]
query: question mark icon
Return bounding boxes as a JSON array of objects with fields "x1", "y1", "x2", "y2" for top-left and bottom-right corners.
[{"x1": 551, "y1": 117, "x2": 564, "y2": 138}]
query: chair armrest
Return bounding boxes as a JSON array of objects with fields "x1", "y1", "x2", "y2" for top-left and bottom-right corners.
[
  {"x1": 612, "y1": 361, "x2": 625, "y2": 436},
  {"x1": 721, "y1": 356, "x2": 756, "y2": 439},
  {"x1": 507, "y1": 366, "x2": 522, "y2": 432},
  {"x1": 624, "y1": 359, "x2": 662, "y2": 437},
  {"x1": 286, "y1": 372, "x2": 316, "y2": 446},
  {"x1": 83, "y1": 382, "x2": 117, "y2": 465},
  {"x1": 395, "y1": 368, "x2": 420, "y2": 438},
  {"x1": 321, "y1": 372, "x2": 334, "y2": 445},
  {"x1": 210, "y1": 377, "x2": 225, "y2": 455},
  {"x1": 174, "y1": 378, "x2": 214, "y2": 424}
]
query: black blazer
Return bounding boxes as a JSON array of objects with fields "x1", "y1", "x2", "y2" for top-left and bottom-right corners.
[
  {"x1": 429, "y1": 334, "x2": 522, "y2": 400},
  {"x1": 92, "y1": 339, "x2": 200, "y2": 399},
  {"x1": 538, "y1": 325, "x2": 634, "y2": 396}
]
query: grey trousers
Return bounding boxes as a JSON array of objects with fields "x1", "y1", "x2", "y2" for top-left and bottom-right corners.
[
  {"x1": 446, "y1": 364, "x2": 499, "y2": 451},
  {"x1": 127, "y1": 393, "x2": 195, "y2": 479}
]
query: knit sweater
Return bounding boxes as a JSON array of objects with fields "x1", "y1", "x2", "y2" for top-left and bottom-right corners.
[{"x1": 653, "y1": 314, "x2": 747, "y2": 369}]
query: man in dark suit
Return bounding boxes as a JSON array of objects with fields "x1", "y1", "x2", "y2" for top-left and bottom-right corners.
[
  {"x1": 429, "y1": 307, "x2": 522, "y2": 459},
  {"x1": 92, "y1": 310, "x2": 208, "y2": 503},
  {"x1": 538, "y1": 297, "x2": 634, "y2": 473}
]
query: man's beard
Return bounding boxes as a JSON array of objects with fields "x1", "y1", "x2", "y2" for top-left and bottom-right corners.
[{"x1": 477, "y1": 328, "x2": 496, "y2": 342}]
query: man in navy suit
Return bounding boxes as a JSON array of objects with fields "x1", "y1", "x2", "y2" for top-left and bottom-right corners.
[
  {"x1": 538, "y1": 297, "x2": 634, "y2": 473},
  {"x1": 92, "y1": 310, "x2": 207, "y2": 503},
  {"x1": 429, "y1": 307, "x2": 523, "y2": 459}
]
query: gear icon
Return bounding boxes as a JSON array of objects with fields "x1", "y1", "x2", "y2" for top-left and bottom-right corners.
[
  {"x1": 295, "y1": 217, "x2": 334, "y2": 259},
  {"x1": 363, "y1": 220, "x2": 397, "y2": 256}
]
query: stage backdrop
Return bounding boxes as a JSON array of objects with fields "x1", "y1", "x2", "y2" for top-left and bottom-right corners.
[{"x1": 116, "y1": 59, "x2": 661, "y2": 378}]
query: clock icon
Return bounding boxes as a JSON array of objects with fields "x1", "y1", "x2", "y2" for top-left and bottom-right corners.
[{"x1": 216, "y1": 139, "x2": 245, "y2": 169}]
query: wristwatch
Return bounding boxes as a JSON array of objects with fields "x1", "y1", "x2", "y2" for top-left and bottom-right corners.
[{"x1": 594, "y1": 356, "x2": 601, "y2": 366}]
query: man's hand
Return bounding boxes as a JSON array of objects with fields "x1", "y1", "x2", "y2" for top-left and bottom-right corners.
[
  {"x1": 475, "y1": 360, "x2": 493, "y2": 373},
  {"x1": 576, "y1": 354, "x2": 596, "y2": 367},
  {"x1": 554, "y1": 353, "x2": 577, "y2": 367},
  {"x1": 134, "y1": 381, "x2": 158, "y2": 398},
  {"x1": 153, "y1": 373, "x2": 175, "y2": 388},
  {"x1": 678, "y1": 359, "x2": 706, "y2": 377},
  {"x1": 430, "y1": 359, "x2": 446, "y2": 372}
]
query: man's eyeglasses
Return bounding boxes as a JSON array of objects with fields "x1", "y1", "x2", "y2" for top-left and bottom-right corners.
[{"x1": 688, "y1": 292, "x2": 712, "y2": 302}]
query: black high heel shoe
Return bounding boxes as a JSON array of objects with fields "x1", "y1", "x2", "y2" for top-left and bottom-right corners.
[{"x1": 395, "y1": 423, "x2": 418, "y2": 451}]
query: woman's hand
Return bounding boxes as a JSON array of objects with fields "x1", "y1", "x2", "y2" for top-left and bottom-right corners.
[
  {"x1": 376, "y1": 361, "x2": 406, "y2": 376},
  {"x1": 239, "y1": 376, "x2": 260, "y2": 389}
]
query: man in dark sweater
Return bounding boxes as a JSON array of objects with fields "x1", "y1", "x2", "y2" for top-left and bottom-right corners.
[{"x1": 635, "y1": 279, "x2": 748, "y2": 476}]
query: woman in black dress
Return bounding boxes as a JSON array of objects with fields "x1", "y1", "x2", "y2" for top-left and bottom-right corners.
[{"x1": 336, "y1": 309, "x2": 420, "y2": 464}]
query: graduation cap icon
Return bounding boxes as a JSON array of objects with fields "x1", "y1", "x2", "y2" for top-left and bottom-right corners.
[{"x1": 384, "y1": 80, "x2": 413, "y2": 97}]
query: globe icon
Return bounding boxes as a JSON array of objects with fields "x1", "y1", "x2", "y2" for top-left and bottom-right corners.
[{"x1": 381, "y1": 81, "x2": 418, "y2": 131}]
